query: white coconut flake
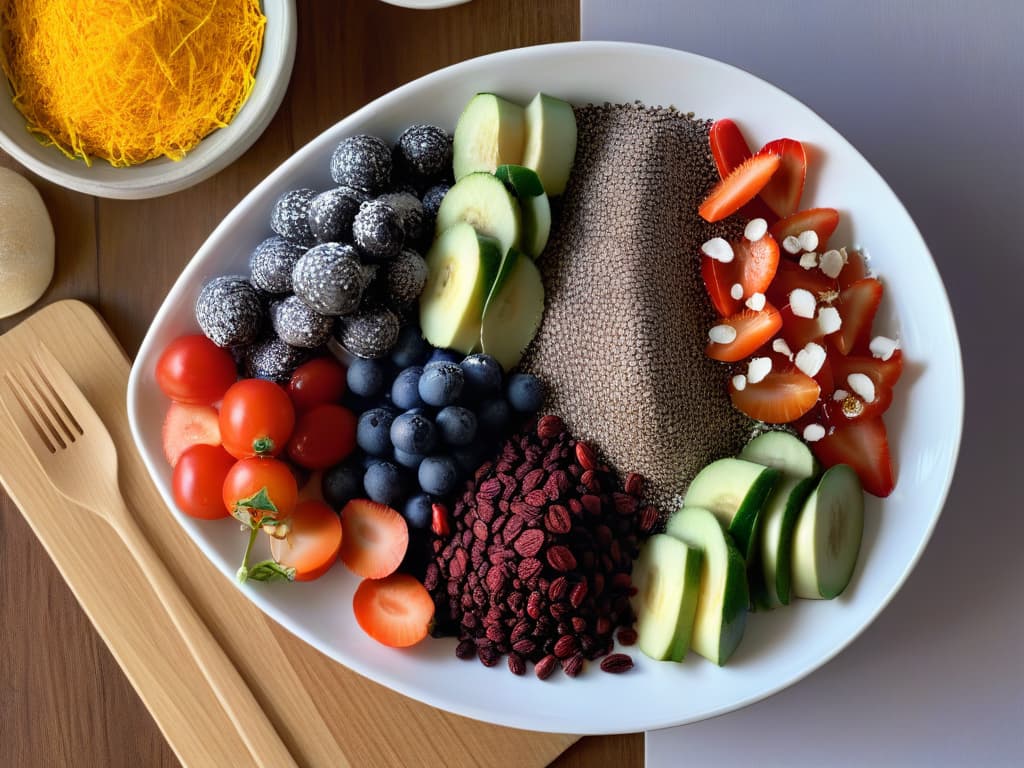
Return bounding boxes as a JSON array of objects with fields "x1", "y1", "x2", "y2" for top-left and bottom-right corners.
[
  {"x1": 799, "y1": 251, "x2": 819, "y2": 270},
  {"x1": 869, "y1": 335, "x2": 899, "y2": 361},
  {"x1": 782, "y1": 235, "x2": 802, "y2": 254},
  {"x1": 708, "y1": 324, "x2": 738, "y2": 345},
  {"x1": 798, "y1": 230, "x2": 820, "y2": 252},
  {"x1": 772, "y1": 338, "x2": 794, "y2": 359},
  {"x1": 803, "y1": 423, "x2": 826, "y2": 442},
  {"x1": 701, "y1": 237, "x2": 734, "y2": 263},
  {"x1": 732, "y1": 374, "x2": 747, "y2": 391},
  {"x1": 847, "y1": 373, "x2": 876, "y2": 403},
  {"x1": 744, "y1": 218, "x2": 768, "y2": 242},
  {"x1": 833, "y1": 388, "x2": 850, "y2": 401},
  {"x1": 730, "y1": 283, "x2": 744, "y2": 300},
  {"x1": 789, "y1": 288, "x2": 817, "y2": 318},
  {"x1": 818, "y1": 306, "x2": 842, "y2": 335},
  {"x1": 819, "y1": 249, "x2": 845, "y2": 279},
  {"x1": 795, "y1": 342, "x2": 827, "y2": 377},
  {"x1": 745, "y1": 292, "x2": 766, "y2": 311},
  {"x1": 747, "y1": 356, "x2": 773, "y2": 384}
]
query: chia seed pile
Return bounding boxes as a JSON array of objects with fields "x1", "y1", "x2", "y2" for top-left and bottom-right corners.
[{"x1": 521, "y1": 103, "x2": 755, "y2": 514}]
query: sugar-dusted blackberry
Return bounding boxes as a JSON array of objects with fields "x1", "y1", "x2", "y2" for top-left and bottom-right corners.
[
  {"x1": 385, "y1": 249, "x2": 428, "y2": 307},
  {"x1": 271, "y1": 188, "x2": 318, "y2": 246},
  {"x1": 421, "y1": 182, "x2": 449, "y2": 220},
  {"x1": 292, "y1": 243, "x2": 368, "y2": 316},
  {"x1": 336, "y1": 307, "x2": 400, "y2": 359},
  {"x1": 271, "y1": 295, "x2": 333, "y2": 348},
  {"x1": 249, "y1": 236, "x2": 304, "y2": 294},
  {"x1": 195, "y1": 275, "x2": 264, "y2": 348},
  {"x1": 244, "y1": 336, "x2": 307, "y2": 382},
  {"x1": 308, "y1": 187, "x2": 361, "y2": 243},
  {"x1": 353, "y1": 199, "x2": 404, "y2": 262},
  {"x1": 330, "y1": 135, "x2": 391, "y2": 194},
  {"x1": 397, "y1": 124, "x2": 452, "y2": 179},
  {"x1": 378, "y1": 192, "x2": 428, "y2": 248}
]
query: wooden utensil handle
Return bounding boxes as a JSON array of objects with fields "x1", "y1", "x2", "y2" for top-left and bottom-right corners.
[{"x1": 111, "y1": 496, "x2": 298, "y2": 768}]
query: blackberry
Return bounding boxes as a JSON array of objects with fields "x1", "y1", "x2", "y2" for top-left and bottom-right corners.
[
  {"x1": 292, "y1": 243, "x2": 367, "y2": 316},
  {"x1": 377, "y1": 192, "x2": 428, "y2": 248},
  {"x1": 244, "y1": 336, "x2": 307, "y2": 382},
  {"x1": 385, "y1": 249, "x2": 428, "y2": 307},
  {"x1": 336, "y1": 307, "x2": 400, "y2": 359},
  {"x1": 353, "y1": 199, "x2": 404, "y2": 262},
  {"x1": 271, "y1": 295, "x2": 333, "y2": 348},
  {"x1": 308, "y1": 187, "x2": 361, "y2": 243},
  {"x1": 249, "y1": 236, "x2": 304, "y2": 295},
  {"x1": 271, "y1": 188, "x2": 318, "y2": 246},
  {"x1": 397, "y1": 124, "x2": 452, "y2": 179},
  {"x1": 195, "y1": 275, "x2": 263, "y2": 348},
  {"x1": 330, "y1": 135, "x2": 391, "y2": 194}
]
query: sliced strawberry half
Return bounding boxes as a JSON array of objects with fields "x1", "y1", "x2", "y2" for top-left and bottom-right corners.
[
  {"x1": 709, "y1": 119, "x2": 752, "y2": 178},
  {"x1": 768, "y1": 207, "x2": 840, "y2": 253},
  {"x1": 832, "y1": 278, "x2": 883, "y2": 355},
  {"x1": 778, "y1": 303, "x2": 825, "y2": 352},
  {"x1": 757, "y1": 139, "x2": 806, "y2": 218},
  {"x1": 730, "y1": 367, "x2": 820, "y2": 424},
  {"x1": 162, "y1": 402, "x2": 220, "y2": 467},
  {"x1": 699, "y1": 153, "x2": 781, "y2": 222},
  {"x1": 837, "y1": 248, "x2": 869, "y2": 289},
  {"x1": 766, "y1": 258, "x2": 837, "y2": 310},
  {"x1": 810, "y1": 417, "x2": 895, "y2": 497},
  {"x1": 353, "y1": 573, "x2": 434, "y2": 648},
  {"x1": 706, "y1": 304, "x2": 783, "y2": 362},
  {"x1": 830, "y1": 349, "x2": 904, "y2": 389},
  {"x1": 701, "y1": 233, "x2": 780, "y2": 316},
  {"x1": 339, "y1": 499, "x2": 409, "y2": 579}
]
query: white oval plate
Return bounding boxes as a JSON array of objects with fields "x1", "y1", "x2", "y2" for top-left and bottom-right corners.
[{"x1": 127, "y1": 42, "x2": 963, "y2": 734}]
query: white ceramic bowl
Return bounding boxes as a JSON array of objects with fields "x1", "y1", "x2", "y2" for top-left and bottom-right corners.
[
  {"x1": 127, "y1": 42, "x2": 964, "y2": 734},
  {"x1": 0, "y1": 0, "x2": 297, "y2": 199}
]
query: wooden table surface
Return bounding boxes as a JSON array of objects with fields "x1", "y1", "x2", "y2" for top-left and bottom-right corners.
[{"x1": 0, "y1": 1, "x2": 643, "y2": 766}]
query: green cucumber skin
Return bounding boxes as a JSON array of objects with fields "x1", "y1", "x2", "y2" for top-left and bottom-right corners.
[
  {"x1": 727, "y1": 466, "x2": 780, "y2": 562},
  {"x1": 494, "y1": 164, "x2": 551, "y2": 257},
  {"x1": 669, "y1": 546, "x2": 703, "y2": 662},
  {"x1": 718, "y1": 534, "x2": 750, "y2": 665},
  {"x1": 774, "y1": 476, "x2": 816, "y2": 604},
  {"x1": 495, "y1": 164, "x2": 546, "y2": 197}
]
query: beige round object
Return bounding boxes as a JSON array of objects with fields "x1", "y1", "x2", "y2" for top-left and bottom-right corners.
[{"x1": 0, "y1": 167, "x2": 55, "y2": 318}]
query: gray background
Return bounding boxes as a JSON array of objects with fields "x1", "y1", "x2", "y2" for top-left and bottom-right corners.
[{"x1": 582, "y1": 1, "x2": 1024, "y2": 765}]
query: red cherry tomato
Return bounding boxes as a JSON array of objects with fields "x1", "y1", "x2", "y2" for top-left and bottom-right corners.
[
  {"x1": 155, "y1": 335, "x2": 237, "y2": 405},
  {"x1": 287, "y1": 357, "x2": 347, "y2": 412},
  {"x1": 269, "y1": 500, "x2": 343, "y2": 581},
  {"x1": 172, "y1": 444, "x2": 236, "y2": 519},
  {"x1": 219, "y1": 379, "x2": 295, "y2": 459},
  {"x1": 222, "y1": 456, "x2": 298, "y2": 519},
  {"x1": 286, "y1": 404, "x2": 357, "y2": 470}
]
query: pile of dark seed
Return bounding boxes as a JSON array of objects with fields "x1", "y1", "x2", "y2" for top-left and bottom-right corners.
[
  {"x1": 521, "y1": 103, "x2": 755, "y2": 513},
  {"x1": 425, "y1": 414, "x2": 655, "y2": 679}
]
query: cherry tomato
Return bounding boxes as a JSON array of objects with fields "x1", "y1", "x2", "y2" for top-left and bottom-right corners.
[
  {"x1": 172, "y1": 444, "x2": 236, "y2": 519},
  {"x1": 219, "y1": 379, "x2": 295, "y2": 459},
  {"x1": 155, "y1": 335, "x2": 237, "y2": 405},
  {"x1": 286, "y1": 404, "x2": 357, "y2": 470},
  {"x1": 287, "y1": 357, "x2": 347, "y2": 412},
  {"x1": 222, "y1": 456, "x2": 298, "y2": 519},
  {"x1": 270, "y1": 500, "x2": 343, "y2": 581}
]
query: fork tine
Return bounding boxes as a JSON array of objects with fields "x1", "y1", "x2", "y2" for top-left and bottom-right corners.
[
  {"x1": 27, "y1": 355, "x2": 83, "y2": 441},
  {"x1": 22, "y1": 360, "x2": 78, "y2": 446},
  {"x1": 2, "y1": 370, "x2": 59, "y2": 454}
]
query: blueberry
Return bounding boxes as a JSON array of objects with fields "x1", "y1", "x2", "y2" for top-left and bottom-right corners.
[
  {"x1": 292, "y1": 243, "x2": 368, "y2": 316},
  {"x1": 346, "y1": 358, "x2": 385, "y2": 398},
  {"x1": 336, "y1": 307, "x2": 400, "y2": 359},
  {"x1": 270, "y1": 295, "x2": 333, "y2": 349},
  {"x1": 453, "y1": 441, "x2": 490, "y2": 474},
  {"x1": 421, "y1": 183, "x2": 449, "y2": 219},
  {"x1": 308, "y1": 187, "x2": 361, "y2": 243},
  {"x1": 427, "y1": 348, "x2": 462, "y2": 366},
  {"x1": 506, "y1": 373, "x2": 545, "y2": 413},
  {"x1": 353, "y1": 199, "x2": 404, "y2": 262},
  {"x1": 321, "y1": 460, "x2": 363, "y2": 509},
  {"x1": 418, "y1": 455, "x2": 458, "y2": 496},
  {"x1": 389, "y1": 325, "x2": 431, "y2": 367},
  {"x1": 402, "y1": 493, "x2": 433, "y2": 530},
  {"x1": 244, "y1": 337, "x2": 307, "y2": 382},
  {"x1": 459, "y1": 353, "x2": 503, "y2": 399},
  {"x1": 356, "y1": 407, "x2": 396, "y2": 457},
  {"x1": 361, "y1": 452, "x2": 386, "y2": 470},
  {"x1": 270, "y1": 188, "x2": 318, "y2": 247},
  {"x1": 435, "y1": 405, "x2": 477, "y2": 447},
  {"x1": 390, "y1": 411, "x2": 437, "y2": 455},
  {"x1": 418, "y1": 362, "x2": 464, "y2": 407},
  {"x1": 384, "y1": 250, "x2": 429, "y2": 307},
  {"x1": 363, "y1": 461, "x2": 404, "y2": 506},
  {"x1": 249, "y1": 236, "x2": 304, "y2": 295},
  {"x1": 392, "y1": 366, "x2": 425, "y2": 410},
  {"x1": 478, "y1": 397, "x2": 511, "y2": 433},
  {"x1": 195, "y1": 275, "x2": 263, "y2": 348},
  {"x1": 393, "y1": 447, "x2": 425, "y2": 470}
]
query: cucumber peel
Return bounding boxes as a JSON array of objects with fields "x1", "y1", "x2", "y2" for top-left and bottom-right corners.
[{"x1": 496, "y1": 164, "x2": 551, "y2": 258}]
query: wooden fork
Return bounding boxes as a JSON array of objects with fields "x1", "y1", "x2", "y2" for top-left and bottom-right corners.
[{"x1": 0, "y1": 345, "x2": 297, "y2": 768}]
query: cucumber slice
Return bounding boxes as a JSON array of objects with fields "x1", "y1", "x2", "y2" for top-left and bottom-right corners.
[
  {"x1": 479, "y1": 249, "x2": 544, "y2": 371},
  {"x1": 631, "y1": 534, "x2": 703, "y2": 662},
  {"x1": 419, "y1": 222, "x2": 502, "y2": 353},
  {"x1": 683, "y1": 458, "x2": 779, "y2": 561},
  {"x1": 435, "y1": 172, "x2": 522, "y2": 256},
  {"x1": 495, "y1": 164, "x2": 551, "y2": 257},
  {"x1": 791, "y1": 465, "x2": 864, "y2": 600},
  {"x1": 750, "y1": 475, "x2": 816, "y2": 609},
  {"x1": 521, "y1": 93, "x2": 577, "y2": 196},
  {"x1": 453, "y1": 93, "x2": 526, "y2": 180},
  {"x1": 739, "y1": 431, "x2": 819, "y2": 479},
  {"x1": 665, "y1": 507, "x2": 749, "y2": 666}
]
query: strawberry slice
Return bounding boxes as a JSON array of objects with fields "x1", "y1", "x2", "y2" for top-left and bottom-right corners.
[
  {"x1": 832, "y1": 278, "x2": 883, "y2": 355},
  {"x1": 709, "y1": 119, "x2": 752, "y2": 178},
  {"x1": 701, "y1": 233, "x2": 781, "y2": 316},
  {"x1": 706, "y1": 304, "x2": 783, "y2": 362},
  {"x1": 699, "y1": 153, "x2": 781, "y2": 222},
  {"x1": 339, "y1": 499, "x2": 409, "y2": 579},
  {"x1": 353, "y1": 573, "x2": 434, "y2": 648},
  {"x1": 768, "y1": 207, "x2": 840, "y2": 253},
  {"x1": 837, "y1": 248, "x2": 869, "y2": 289},
  {"x1": 810, "y1": 417, "x2": 895, "y2": 497},
  {"x1": 757, "y1": 139, "x2": 806, "y2": 218},
  {"x1": 270, "y1": 500, "x2": 343, "y2": 582},
  {"x1": 766, "y1": 258, "x2": 836, "y2": 310},
  {"x1": 162, "y1": 402, "x2": 220, "y2": 467},
  {"x1": 730, "y1": 367, "x2": 820, "y2": 423},
  {"x1": 778, "y1": 304, "x2": 825, "y2": 351},
  {"x1": 830, "y1": 349, "x2": 904, "y2": 389}
]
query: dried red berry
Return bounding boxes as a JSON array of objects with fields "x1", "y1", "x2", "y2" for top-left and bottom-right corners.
[
  {"x1": 575, "y1": 441, "x2": 597, "y2": 471},
  {"x1": 534, "y1": 654, "x2": 558, "y2": 680},
  {"x1": 431, "y1": 503, "x2": 451, "y2": 537},
  {"x1": 599, "y1": 653, "x2": 634, "y2": 674}
]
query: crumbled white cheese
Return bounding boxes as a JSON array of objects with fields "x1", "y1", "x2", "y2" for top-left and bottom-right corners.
[
  {"x1": 847, "y1": 372, "x2": 876, "y2": 403},
  {"x1": 730, "y1": 282, "x2": 744, "y2": 300},
  {"x1": 819, "y1": 249, "x2": 845, "y2": 279},
  {"x1": 701, "y1": 237, "x2": 734, "y2": 263},
  {"x1": 744, "y1": 218, "x2": 768, "y2": 242},
  {"x1": 745, "y1": 292, "x2": 766, "y2": 311},
  {"x1": 869, "y1": 335, "x2": 899, "y2": 361},
  {"x1": 798, "y1": 229, "x2": 820, "y2": 252},
  {"x1": 833, "y1": 388, "x2": 849, "y2": 401},
  {"x1": 782, "y1": 235, "x2": 802, "y2": 254},
  {"x1": 772, "y1": 338, "x2": 794, "y2": 359},
  {"x1": 747, "y1": 356, "x2": 773, "y2": 384},
  {"x1": 789, "y1": 288, "x2": 817, "y2": 318},
  {"x1": 799, "y1": 251, "x2": 819, "y2": 270},
  {"x1": 818, "y1": 306, "x2": 842, "y2": 335},
  {"x1": 803, "y1": 423, "x2": 826, "y2": 442},
  {"x1": 795, "y1": 342, "x2": 827, "y2": 377},
  {"x1": 732, "y1": 374, "x2": 747, "y2": 391},
  {"x1": 708, "y1": 324, "x2": 738, "y2": 345}
]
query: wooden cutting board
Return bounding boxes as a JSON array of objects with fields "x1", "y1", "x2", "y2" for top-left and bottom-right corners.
[{"x1": 0, "y1": 300, "x2": 577, "y2": 768}]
